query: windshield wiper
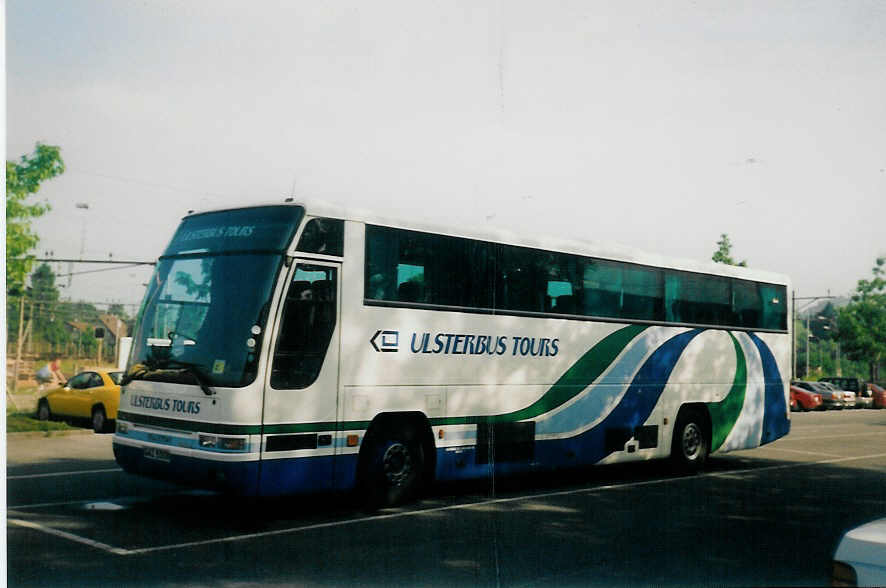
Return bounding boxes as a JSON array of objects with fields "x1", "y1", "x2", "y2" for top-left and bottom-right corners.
[
  {"x1": 121, "y1": 366, "x2": 150, "y2": 386},
  {"x1": 123, "y1": 358, "x2": 216, "y2": 396},
  {"x1": 162, "y1": 359, "x2": 216, "y2": 396}
]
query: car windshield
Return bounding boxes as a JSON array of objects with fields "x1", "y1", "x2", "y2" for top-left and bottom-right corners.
[
  {"x1": 127, "y1": 206, "x2": 304, "y2": 388},
  {"x1": 108, "y1": 372, "x2": 123, "y2": 385}
]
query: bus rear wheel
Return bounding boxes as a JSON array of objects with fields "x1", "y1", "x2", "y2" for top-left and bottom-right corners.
[
  {"x1": 361, "y1": 428, "x2": 426, "y2": 508},
  {"x1": 671, "y1": 408, "x2": 709, "y2": 473}
]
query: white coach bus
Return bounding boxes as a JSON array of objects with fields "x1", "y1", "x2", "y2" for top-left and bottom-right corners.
[{"x1": 113, "y1": 200, "x2": 791, "y2": 505}]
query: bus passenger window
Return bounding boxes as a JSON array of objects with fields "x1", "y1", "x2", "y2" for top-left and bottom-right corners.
[
  {"x1": 271, "y1": 265, "x2": 338, "y2": 390},
  {"x1": 397, "y1": 263, "x2": 425, "y2": 302}
]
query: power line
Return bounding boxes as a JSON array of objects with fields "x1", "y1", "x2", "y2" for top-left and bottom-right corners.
[
  {"x1": 6, "y1": 295, "x2": 142, "y2": 308},
  {"x1": 68, "y1": 167, "x2": 254, "y2": 199},
  {"x1": 57, "y1": 264, "x2": 150, "y2": 278},
  {"x1": 27, "y1": 257, "x2": 155, "y2": 266}
]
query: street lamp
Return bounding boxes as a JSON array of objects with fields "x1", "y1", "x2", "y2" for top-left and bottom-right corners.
[
  {"x1": 817, "y1": 315, "x2": 841, "y2": 376},
  {"x1": 71, "y1": 202, "x2": 90, "y2": 288}
]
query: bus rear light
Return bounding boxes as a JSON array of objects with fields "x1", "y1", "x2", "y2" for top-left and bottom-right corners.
[
  {"x1": 346, "y1": 435, "x2": 359, "y2": 447},
  {"x1": 438, "y1": 429, "x2": 445, "y2": 440}
]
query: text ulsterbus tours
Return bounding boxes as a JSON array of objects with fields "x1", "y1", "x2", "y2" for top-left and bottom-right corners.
[{"x1": 113, "y1": 201, "x2": 791, "y2": 505}]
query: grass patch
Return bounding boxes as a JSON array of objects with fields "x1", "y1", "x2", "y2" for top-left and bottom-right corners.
[{"x1": 7, "y1": 411, "x2": 76, "y2": 434}]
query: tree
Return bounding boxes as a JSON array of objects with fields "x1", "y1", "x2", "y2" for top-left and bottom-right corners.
[
  {"x1": 107, "y1": 303, "x2": 128, "y2": 319},
  {"x1": 6, "y1": 143, "x2": 65, "y2": 294},
  {"x1": 712, "y1": 233, "x2": 747, "y2": 267},
  {"x1": 810, "y1": 302, "x2": 838, "y2": 341},
  {"x1": 837, "y1": 257, "x2": 886, "y2": 381},
  {"x1": 30, "y1": 263, "x2": 67, "y2": 351}
]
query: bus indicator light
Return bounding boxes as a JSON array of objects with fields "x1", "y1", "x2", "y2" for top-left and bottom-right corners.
[{"x1": 346, "y1": 435, "x2": 359, "y2": 447}]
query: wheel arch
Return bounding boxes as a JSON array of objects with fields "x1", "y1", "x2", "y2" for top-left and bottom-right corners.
[
  {"x1": 358, "y1": 411, "x2": 437, "y2": 486},
  {"x1": 670, "y1": 402, "x2": 712, "y2": 454}
]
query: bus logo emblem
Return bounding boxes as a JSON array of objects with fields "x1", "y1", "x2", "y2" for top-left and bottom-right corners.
[{"x1": 370, "y1": 330, "x2": 399, "y2": 352}]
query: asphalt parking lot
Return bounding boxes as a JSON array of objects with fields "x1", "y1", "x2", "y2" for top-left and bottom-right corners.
[{"x1": 7, "y1": 409, "x2": 886, "y2": 587}]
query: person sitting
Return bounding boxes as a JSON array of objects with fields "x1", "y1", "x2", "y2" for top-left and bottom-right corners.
[{"x1": 35, "y1": 358, "x2": 66, "y2": 392}]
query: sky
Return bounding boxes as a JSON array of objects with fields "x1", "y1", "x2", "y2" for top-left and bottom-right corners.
[{"x1": 6, "y1": 0, "x2": 886, "y2": 311}]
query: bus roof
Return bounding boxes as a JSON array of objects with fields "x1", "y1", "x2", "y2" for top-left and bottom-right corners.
[{"x1": 184, "y1": 198, "x2": 790, "y2": 287}]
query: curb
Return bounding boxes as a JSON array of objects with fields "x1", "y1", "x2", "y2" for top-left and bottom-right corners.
[{"x1": 6, "y1": 429, "x2": 100, "y2": 440}]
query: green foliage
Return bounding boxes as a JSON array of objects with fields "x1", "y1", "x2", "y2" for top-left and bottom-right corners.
[
  {"x1": 837, "y1": 257, "x2": 886, "y2": 381},
  {"x1": 712, "y1": 233, "x2": 747, "y2": 267},
  {"x1": 6, "y1": 143, "x2": 65, "y2": 294},
  {"x1": 6, "y1": 412, "x2": 74, "y2": 434},
  {"x1": 30, "y1": 263, "x2": 68, "y2": 348},
  {"x1": 809, "y1": 302, "x2": 838, "y2": 341},
  {"x1": 107, "y1": 303, "x2": 129, "y2": 320}
]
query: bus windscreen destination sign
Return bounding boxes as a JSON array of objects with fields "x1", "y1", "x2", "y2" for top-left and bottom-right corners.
[{"x1": 163, "y1": 206, "x2": 304, "y2": 256}]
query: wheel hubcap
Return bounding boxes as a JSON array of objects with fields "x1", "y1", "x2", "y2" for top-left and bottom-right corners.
[
  {"x1": 682, "y1": 423, "x2": 702, "y2": 460},
  {"x1": 382, "y1": 443, "x2": 413, "y2": 487}
]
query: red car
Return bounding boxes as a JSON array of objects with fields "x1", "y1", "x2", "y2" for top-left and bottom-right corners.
[
  {"x1": 869, "y1": 383, "x2": 886, "y2": 409},
  {"x1": 790, "y1": 385, "x2": 823, "y2": 412}
]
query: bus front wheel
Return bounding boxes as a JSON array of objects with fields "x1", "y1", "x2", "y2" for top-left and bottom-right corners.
[
  {"x1": 361, "y1": 428, "x2": 425, "y2": 508},
  {"x1": 671, "y1": 408, "x2": 709, "y2": 472}
]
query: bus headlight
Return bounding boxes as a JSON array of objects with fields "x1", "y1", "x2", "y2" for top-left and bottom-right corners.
[
  {"x1": 117, "y1": 422, "x2": 130, "y2": 434},
  {"x1": 199, "y1": 434, "x2": 246, "y2": 451},
  {"x1": 199, "y1": 434, "x2": 218, "y2": 448},
  {"x1": 219, "y1": 437, "x2": 246, "y2": 450}
]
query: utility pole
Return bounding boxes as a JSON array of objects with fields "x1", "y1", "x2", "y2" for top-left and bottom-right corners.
[
  {"x1": 794, "y1": 294, "x2": 838, "y2": 380},
  {"x1": 12, "y1": 296, "x2": 25, "y2": 393},
  {"x1": 806, "y1": 313, "x2": 811, "y2": 379}
]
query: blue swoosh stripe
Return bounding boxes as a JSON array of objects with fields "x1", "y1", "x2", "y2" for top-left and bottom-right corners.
[
  {"x1": 538, "y1": 329, "x2": 703, "y2": 465},
  {"x1": 747, "y1": 332, "x2": 790, "y2": 444}
]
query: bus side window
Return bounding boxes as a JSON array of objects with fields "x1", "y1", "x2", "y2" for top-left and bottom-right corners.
[
  {"x1": 296, "y1": 218, "x2": 344, "y2": 256},
  {"x1": 270, "y1": 265, "x2": 338, "y2": 390}
]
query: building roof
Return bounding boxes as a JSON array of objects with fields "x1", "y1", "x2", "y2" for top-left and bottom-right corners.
[{"x1": 99, "y1": 314, "x2": 128, "y2": 338}]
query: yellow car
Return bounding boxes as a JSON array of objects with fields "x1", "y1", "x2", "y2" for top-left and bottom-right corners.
[{"x1": 36, "y1": 370, "x2": 123, "y2": 433}]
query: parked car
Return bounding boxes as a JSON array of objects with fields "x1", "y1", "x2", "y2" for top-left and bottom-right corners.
[
  {"x1": 819, "y1": 382, "x2": 857, "y2": 409},
  {"x1": 820, "y1": 376, "x2": 872, "y2": 409},
  {"x1": 36, "y1": 370, "x2": 123, "y2": 433},
  {"x1": 869, "y1": 383, "x2": 886, "y2": 409},
  {"x1": 790, "y1": 385, "x2": 823, "y2": 412},
  {"x1": 855, "y1": 387, "x2": 874, "y2": 409},
  {"x1": 832, "y1": 517, "x2": 886, "y2": 586},
  {"x1": 793, "y1": 381, "x2": 842, "y2": 410}
]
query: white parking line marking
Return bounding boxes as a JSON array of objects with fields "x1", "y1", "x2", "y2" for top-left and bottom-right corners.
[
  {"x1": 8, "y1": 518, "x2": 129, "y2": 556},
  {"x1": 756, "y1": 447, "x2": 843, "y2": 458},
  {"x1": 10, "y1": 489, "x2": 217, "y2": 510},
  {"x1": 783, "y1": 431, "x2": 886, "y2": 441},
  {"x1": 10, "y1": 451, "x2": 886, "y2": 557},
  {"x1": 7, "y1": 468, "x2": 121, "y2": 480}
]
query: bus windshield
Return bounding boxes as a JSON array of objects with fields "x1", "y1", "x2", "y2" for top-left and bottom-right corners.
[{"x1": 127, "y1": 206, "x2": 303, "y2": 388}]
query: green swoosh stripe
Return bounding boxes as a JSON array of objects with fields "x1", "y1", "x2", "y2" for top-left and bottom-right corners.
[
  {"x1": 707, "y1": 332, "x2": 747, "y2": 452},
  {"x1": 430, "y1": 323, "x2": 648, "y2": 426}
]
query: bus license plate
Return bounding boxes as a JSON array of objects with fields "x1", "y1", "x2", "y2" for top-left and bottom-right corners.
[{"x1": 144, "y1": 447, "x2": 171, "y2": 462}]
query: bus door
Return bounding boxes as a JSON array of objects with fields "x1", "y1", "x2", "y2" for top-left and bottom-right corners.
[{"x1": 259, "y1": 259, "x2": 342, "y2": 495}]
